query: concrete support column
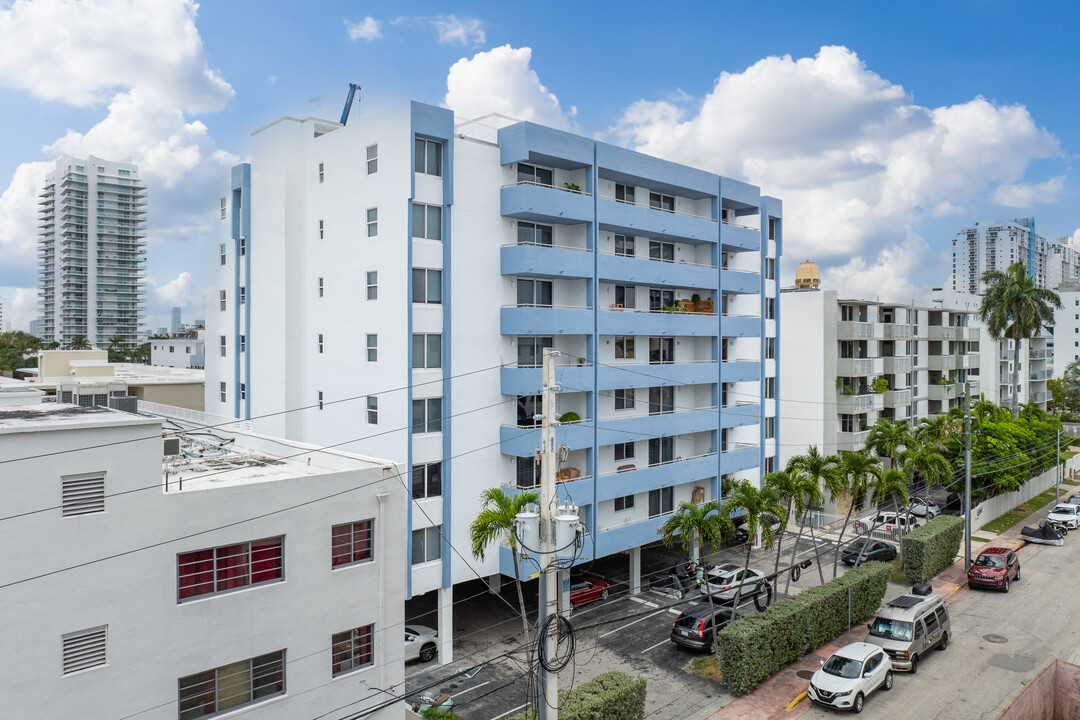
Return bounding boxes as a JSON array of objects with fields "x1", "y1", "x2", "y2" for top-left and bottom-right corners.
[
  {"x1": 629, "y1": 547, "x2": 642, "y2": 596},
  {"x1": 486, "y1": 573, "x2": 502, "y2": 595},
  {"x1": 438, "y1": 586, "x2": 453, "y2": 664}
]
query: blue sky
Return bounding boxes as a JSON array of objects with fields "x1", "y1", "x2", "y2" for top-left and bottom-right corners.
[{"x1": 1, "y1": 0, "x2": 1078, "y2": 331}]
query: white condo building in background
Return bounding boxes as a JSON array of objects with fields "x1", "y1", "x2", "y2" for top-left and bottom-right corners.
[
  {"x1": 205, "y1": 101, "x2": 782, "y2": 650},
  {"x1": 38, "y1": 155, "x2": 147, "y2": 346},
  {"x1": 0, "y1": 393, "x2": 406, "y2": 720},
  {"x1": 951, "y1": 218, "x2": 1080, "y2": 294},
  {"x1": 1053, "y1": 278, "x2": 1080, "y2": 378}
]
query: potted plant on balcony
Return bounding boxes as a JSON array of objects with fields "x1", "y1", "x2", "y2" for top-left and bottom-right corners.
[
  {"x1": 870, "y1": 377, "x2": 889, "y2": 394},
  {"x1": 678, "y1": 298, "x2": 696, "y2": 313},
  {"x1": 563, "y1": 181, "x2": 581, "y2": 193},
  {"x1": 663, "y1": 303, "x2": 683, "y2": 314},
  {"x1": 558, "y1": 411, "x2": 580, "y2": 423}
]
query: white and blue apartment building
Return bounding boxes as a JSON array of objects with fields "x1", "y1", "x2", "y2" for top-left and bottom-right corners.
[{"x1": 205, "y1": 102, "x2": 781, "y2": 654}]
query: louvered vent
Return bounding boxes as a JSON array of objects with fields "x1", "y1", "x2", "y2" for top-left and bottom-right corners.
[
  {"x1": 62, "y1": 474, "x2": 105, "y2": 516},
  {"x1": 62, "y1": 626, "x2": 107, "y2": 674}
]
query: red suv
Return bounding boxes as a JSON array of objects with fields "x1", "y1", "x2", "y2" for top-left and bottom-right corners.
[{"x1": 967, "y1": 547, "x2": 1020, "y2": 592}]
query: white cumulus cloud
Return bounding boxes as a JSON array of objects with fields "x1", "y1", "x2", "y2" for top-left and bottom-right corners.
[
  {"x1": 819, "y1": 233, "x2": 940, "y2": 303},
  {"x1": 0, "y1": 161, "x2": 52, "y2": 277},
  {"x1": 992, "y1": 176, "x2": 1066, "y2": 208},
  {"x1": 445, "y1": 45, "x2": 576, "y2": 129},
  {"x1": 151, "y1": 271, "x2": 196, "y2": 308},
  {"x1": 435, "y1": 15, "x2": 485, "y2": 45},
  {"x1": 345, "y1": 16, "x2": 381, "y2": 41},
  {"x1": 0, "y1": 286, "x2": 37, "y2": 332}
]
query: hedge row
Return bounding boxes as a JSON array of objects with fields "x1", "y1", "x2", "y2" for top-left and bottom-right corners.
[
  {"x1": 716, "y1": 561, "x2": 891, "y2": 696},
  {"x1": 508, "y1": 671, "x2": 646, "y2": 720},
  {"x1": 901, "y1": 514, "x2": 964, "y2": 583}
]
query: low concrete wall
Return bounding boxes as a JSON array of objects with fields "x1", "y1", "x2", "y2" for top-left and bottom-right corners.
[
  {"x1": 973, "y1": 456, "x2": 1080, "y2": 532},
  {"x1": 998, "y1": 658, "x2": 1080, "y2": 720}
]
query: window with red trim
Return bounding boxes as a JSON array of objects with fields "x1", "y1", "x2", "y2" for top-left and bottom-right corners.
[
  {"x1": 331, "y1": 520, "x2": 374, "y2": 568},
  {"x1": 177, "y1": 537, "x2": 284, "y2": 601}
]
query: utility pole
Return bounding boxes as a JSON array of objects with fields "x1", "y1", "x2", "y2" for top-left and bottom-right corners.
[
  {"x1": 964, "y1": 382, "x2": 972, "y2": 573},
  {"x1": 538, "y1": 347, "x2": 559, "y2": 720},
  {"x1": 1056, "y1": 428, "x2": 1062, "y2": 504}
]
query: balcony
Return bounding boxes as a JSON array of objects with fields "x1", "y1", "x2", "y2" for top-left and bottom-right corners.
[
  {"x1": 1029, "y1": 369, "x2": 1052, "y2": 382},
  {"x1": 883, "y1": 389, "x2": 912, "y2": 408},
  {"x1": 501, "y1": 181, "x2": 593, "y2": 225},
  {"x1": 1029, "y1": 349, "x2": 1049, "y2": 360},
  {"x1": 720, "y1": 221, "x2": 760, "y2": 251},
  {"x1": 882, "y1": 356, "x2": 912, "y2": 374},
  {"x1": 882, "y1": 323, "x2": 912, "y2": 340},
  {"x1": 501, "y1": 242, "x2": 592, "y2": 280},
  {"x1": 595, "y1": 407, "x2": 717, "y2": 447},
  {"x1": 837, "y1": 357, "x2": 882, "y2": 376},
  {"x1": 598, "y1": 196, "x2": 717, "y2": 244},
  {"x1": 500, "y1": 363, "x2": 595, "y2": 396},
  {"x1": 500, "y1": 305, "x2": 592, "y2": 335},
  {"x1": 928, "y1": 326, "x2": 959, "y2": 341},
  {"x1": 500, "y1": 419, "x2": 593, "y2": 456},
  {"x1": 721, "y1": 442, "x2": 759, "y2": 474},
  {"x1": 720, "y1": 267, "x2": 760, "y2": 295},
  {"x1": 721, "y1": 314, "x2": 762, "y2": 338},
  {"x1": 599, "y1": 360, "x2": 721, "y2": 391},
  {"x1": 928, "y1": 355, "x2": 957, "y2": 372},
  {"x1": 720, "y1": 401, "x2": 760, "y2": 429},
  {"x1": 598, "y1": 252, "x2": 718, "y2": 289},
  {"x1": 599, "y1": 307, "x2": 717, "y2": 337},
  {"x1": 928, "y1": 383, "x2": 961, "y2": 401},
  {"x1": 837, "y1": 430, "x2": 869, "y2": 452},
  {"x1": 836, "y1": 393, "x2": 883, "y2": 413},
  {"x1": 595, "y1": 452, "x2": 716, "y2": 502},
  {"x1": 959, "y1": 353, "x2": 979, "y2": 370},
  {"x1": 721, "y1": 359, "x2": 759, "y2": 384},
  {"x1": 837, "y1": 321, "x2": 875, "y2": 340},
  {"x1": 1033, "y1": 391, "x2": 1051, "y2": 404}
]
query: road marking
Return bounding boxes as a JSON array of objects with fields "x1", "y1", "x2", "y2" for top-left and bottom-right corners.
[
  {"x1": 490, "y1": 703, "x2": 527, "y2": 720},
  {"x1": 630, "y1": 596, "x2": 660, "y2": 608},
  {"x1": 640, "y1": 637, "x2": 670, "y2": 653},
  {"x1": 600, "y1": 609, "x2": 666, "y2": 638},
  {"x1": 668, "y1": 608, "x2": 682, "y2": 615},
  {"x1": 452, "y1": 680, "x2": 492, "y2": 699}
]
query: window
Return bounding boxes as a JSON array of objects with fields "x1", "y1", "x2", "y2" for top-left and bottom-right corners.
[
  {"x1": 765, "y1": 257, "x2": 775, "y2": 279},
  {"x1": 615, "y1": 183, "x2": 635, "y2": 204},
  {"x1": 648, "y1": 487, "x2": 673, "y2": 518},
  {"x1": 412, "y1": 334, "x2": 442, "y2": 369},
  {"x1": 614, "y1": 442, "x2": 634, "y2": 461},
  {"x1": 517, "y1": 395, "x2": 541, "y2": 427},
  {"x1": 614, "y1": 495, "x2": 635, "y2": 512},
  {"x1": 219, "y1": 336, "x2": 226, "y2": 357},
  {"x1": 366, "y1": 334, "x2": 377, "y2": 362},
  {"x1": 614, "y1": 388, "x2": 635, "y2": 410},
  {"x1": 366, "y1": 271, "x2": 377, "y2": 300},
  {"x1": 219, "y1": 290, "x2": 226, "y2": 311},
  {"x1": 649, "y1": 436, "x2": 674, "y2": 465},
  {"x1": 219, "y1": 382, "x2": 226, "y2": 403},
  {"x1": 412, "y1": 462, "x2": 442, "y2": 498},
  {"x1": 239, "y1": 286, "x2": 246, "y2": 305},
  {"x1": 412, "y1": 269, "x2": 442, "y2": 304},
  {"x1": 366, "y1": 396, "x2": 378, "y2": 424},
  {"x1": 62, "y1": 626, "x2": 107, "y2": 675},
  {"x1": 240, "y1": 335, "x2": 246, "y2": 353},
  {"x1": 318, "y1": 162, "x2": 325, "y2": 183},
  {"x1": 517, "y1": 279, "x2": 553, "y2": 307},
  {"x1": 765, "y1": 377, "x2": 775, "y2": 399},
  {"x1": 614, "y1": 234, "x2": 634, "y2": 257},
  {"x1": 366, "y1": 208, "x2": 377, "y2": 237},
  {"x1": 766, "y1": 298, "x2": 775, "y2": 319},
  {"x1": 517, "y1": 162, "x2": 552, "y2": 186},
  {"x1": 766, "y1": 337, "x2": 775, "y2": 360},
  {"x1": 332, "y1": 625, "x2": 374, "y2": 676},
  {"x1": 239, "y1": 237, "x2": 246, "y2": 256},
  {"x1": 517, "y1": 457, "x2": 541, "y2": 488},
  {"x1": 649, "y1": 337, "x2": 674, "y2": 364},
  {"x1": 649, "y1": 288, "x2": 675, "y2": 311},
  {"x1": 178, "y1": 650, "x2": 285, "y2": 720},
  {"x1": 170, "y1": 345, "x2": 175, "y2": 353},
  {"x1": 318, "y1": 391, "x2": 324, "y2": 410},
  {"x1": 614, "y1": 285, "x2": 635, "y2": 309},
  {"x1": 765, "y1": 417, "x2": 775, "y2": 439},
  {"x1": 186, "y1": 347, "x2": 192, "y2": 354},
  {"x1": 768, "y1": 217, "x2": 776, "y2": 241},
  {"x1": 649, "y1": 241, "x2": 675, "y2": 263},
  {"x1": 415, "y1": 138, "x2": 443, "y2": 176},
  {"x1": 412, "y1": 526, "x2": 442, "y2": 564},
  {"x1": 765, "y1": 456, "x2": 774, "y2": 473},
  {"x1": 366, "y1": 144, "x2": 378, "y2": 174},
  {"x1": 648, "y1": 386, "x2": 673, "y2": 414},
  {"x1": 177, "y1": 536, "x2": 284, "y2": 601},
  {"x1": 318, "y1": 277, "x2": 324, "y2": 297},
  {"x1": 62, "y1": 472, "x2": 105, "y2": 516},
  {"x1": 518, "y1": 221, "x2": 552, "y2": 246},
  {"x1": 331, "y1": 520, "x2": 373, "y2": 567},
  {"x1": 239, "y1": 383, "x2": 246, "y2": 401},
  {"x1": 615, "y1": 336, "x2": 635, "y2": 359},
  {"x1": 318, "y1": 334, "x2": 324, "y2": 354},
  {"x1": 412, "y1": 203, "x2": 442, "y2": 240},
  {"x1": 318, "y1": 219, "x2": 324, "y2": 240},
  {"x1": 412, "y1": 397, "x2": 443, "y2": 434},
  {"x1": 219, "y1": 243, "x2": 226, "y2": 265},
  {"x1": 517, "y1": 336, "x2": 553, "y2": 367},
  {"x1": 649, "y1": 192, "x2": 675, "y2": 213}
]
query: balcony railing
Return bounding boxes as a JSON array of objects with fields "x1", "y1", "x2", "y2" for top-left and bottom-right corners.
[
  {"x1": 838, "y1": 321, "x2": 875, "y2": 339},
  {"x1": 503, "y1": 179, "x2": 591, "y2": 196},
  {"x1": 598, "y1": 450, "x2": 717, "y2": 476},
  {"x1": 600, "y1": 193, "x2": 716, "y2": 222}
]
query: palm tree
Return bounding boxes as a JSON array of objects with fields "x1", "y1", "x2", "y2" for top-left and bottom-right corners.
[
  {"x1": 979, "y1": 262, "x2": 1061, "y2": 417},
  {"x1": 855, "y1": 468, "x2": 911, "y2": 561},
  {"x1": 914, "y1": 415, "x2": 959, "y2": 451},
  {"x1": 469, "y1": 487, "x2": 540, "y2": 643},
  {"x1": 866, "y1": 418, "x2": 912, "y2": 469},
  {"x1": 786, "y1": 446, "x2": 841, "y2": 585},
  {"x1": 69, "y1": 336, "x2": 91, "y2": 350},
  {"x1": 899, "y1": 442, "x2": 952, "y2": 541},
  {"x1": 779, "y1": 463, "x2": 821, "y2": 594},
  {"x1": 723, "y1": 480, "x2": 784, "y2": 616},
  {"x1": 661, "y1": 499, "x2": 732, "y2": 661},
  {"x1": 762, "y1": 469, "x2": 799, "y2": 577},
  {"x1": 833, "y1": 450, "x2": 881, "y2": 578}
]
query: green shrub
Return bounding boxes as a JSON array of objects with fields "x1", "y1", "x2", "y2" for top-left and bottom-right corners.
[
  {"x1": 901, "y1": 515, "x2": 964, "y2": 583},
  {"x1": 507, "y1": 671, "x2": 646, "y2": 720},
  {"x1": 716, "y1": 561, "x2": 890, "y2": 696}
]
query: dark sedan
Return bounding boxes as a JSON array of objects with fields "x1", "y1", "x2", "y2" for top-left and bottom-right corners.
[{"x1": 841, "y1": 539, "x2": 897, "y2": 566}]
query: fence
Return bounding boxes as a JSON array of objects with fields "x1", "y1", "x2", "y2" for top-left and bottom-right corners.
[
  {"x1": 971, "y1": 454, "x2": 1080, "y2": 532},
  {"x1": 136, "y1": 400, "x2": 252, "y2": 433}
]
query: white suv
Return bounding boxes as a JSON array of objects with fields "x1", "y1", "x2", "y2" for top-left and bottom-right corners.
[
  {"x1": 699, "y1": 564, "x2": 770, "y2": 604},
  {"x1": 1047, "y1": 503, "x2": 1080, "y2": 529},
  {"x1": 809, "y1": 642, "x2": 893, "y2": 713}
]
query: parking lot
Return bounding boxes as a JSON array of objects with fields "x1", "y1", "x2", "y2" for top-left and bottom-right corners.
[{"x1": 403, "y1": 532, "x2": 851, "y2": 720}]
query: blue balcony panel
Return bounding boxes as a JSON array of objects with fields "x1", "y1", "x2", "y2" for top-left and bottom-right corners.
[
  {"x1": 598, "y1": 198, "x2": 717, "y2": 245},
  {"x1": 721, "y1": 223, "x2": 760, "y2": 252},
  {"x1": 721, "y1": 315, "x2": 761, "y2": 338},
  {"x1": 721, "y1": 403, "x2": 760, "y2": 429},
  {"x1": 597, "y1": 143, "x2": 719, "y2": 199},
  {"x1": 598, "y1": 253, "x2": 718, "y2": 290},
  {"x1": 501, "y1": 183, "x2": 593, "y2": 225},
  {"x1": 596, "y1": 409, "x2": 717, "y2": 447},
  {"x1": 499, "y1": 122, "x2": 594, "y2": 170},
  {"x1": 720, "y1": 177, "x2": 761, "y2": 208},
  {"x1": 598, "y1": 309, "x2": 718, "y2": 337},
  {"x1": 595, "y1": 454, "x2": 716, "y2": 502},
  {"x1": 500, "y1": 422, "x2": 593, "y2": 456},
  {"x1": 502, "y1": 476, "x2": 595, "y2": 508},
  {"x1": 499, "y1": 535, "x2": 596, "y2": 580},
  {"x1": 721, "y1": 269, "x2": 760, "y2": 295},
  {"x1": 501, "y1": 243, "x2": 592, "y2": 280},
  {"x1": 501, "y1": 365, "x2": 594, "y2": 396},
  {"x1": 721, "y1": 445, "x2": 760, "y2": 475},
  {"x1": 501, "y1": 306, "x2": 593, "y2": 336},
  {"x1": 594, "y1": 514, "x2": 670, "y2": 558},
  {"x1": 721, "y1": 360, "x2": 759, "y2": 384},
  {"x1": 598, "y1": 361, "x2": 719, "y2": 391}
]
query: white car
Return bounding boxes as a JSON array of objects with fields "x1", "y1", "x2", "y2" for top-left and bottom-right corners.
[
  {"x1": 808, "y1": 641, "x2": 893, "y2": 714},
  {"x1": 854, "y1": 511, "x2": 921, "y2": 535},
  {"x1": 404, "y1": 625, "x2": 438, "y2": 663},
  {"x1": 700, "y1": 564, "x2": 770, "y2": 604},
  {"x1": 907, "y1": 496, "x2": 940, "y2": 518},
  {"x1": 1047, "y1": 503, "x2": 1080, "y2": 529}
]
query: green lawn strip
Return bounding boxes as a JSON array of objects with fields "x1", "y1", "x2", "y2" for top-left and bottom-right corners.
[
  {"x1": 1063, "y1": 479, "x2": 1079, "y2": 487},
  {"x1": 1061, "y1": 451, "x2": 1078, "y2": 461},
  {"x1": 980, "y1": 488, "x2": 1064, "y2": 535},
  {"x1": 971, "y1": 536, "x2": 991, "y2": 543},
  {"x1": 690, "y1": 656, "x2": 723, "y2": 683}
]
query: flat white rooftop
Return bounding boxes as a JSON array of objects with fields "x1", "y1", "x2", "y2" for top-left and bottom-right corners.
[
  {"x1": 0, "y1": 402, "x2": 158, "y2": 434},
  {"x1": 25, "y1": 364, "x2": 204, "y2": 386}
]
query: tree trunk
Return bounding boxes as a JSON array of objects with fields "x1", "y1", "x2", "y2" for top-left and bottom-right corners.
[
  {"x1": 1013, "y1": 338, "x2": 1021, "y2": 418},
  {"x1": 783, "y1": 512, "x2": 808, "y2": 594},
  {"x1": 511, "y1": 545, "x2": 536, "y2": 673},
  {"x1": 807, "y1": 519, "x2": 827, "y2": 585},
  {"x1": 730, "y1": 540, "x2": 755, "y2": 628},
  {"x1": 832, "y1": 494, "x2": 858, "y2": 579},
  {"x1": 706, "y1": 575, "x2": 722, "y2": 663},
  {"x1": 773, "y1": 498, "x2": 792, "y2": 577}
]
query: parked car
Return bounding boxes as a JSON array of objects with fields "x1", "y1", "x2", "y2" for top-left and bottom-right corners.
[
  {"x1": 734, "y1": 513, "x2": 783, "y2": 543},
  {"x1": 854, "y1": 511, "x2": 921, "y2": 535},
  {"x1": 906, "y1": 496, "x2": 940, "y2": 518},
  {"x1": 670, "y1": 604, "x2": 737, "y2": 653},
  {"x1": 1047, "y1": 503, "x2": 1080, "y2": 530},
  {"x1": 1067, "y1": 494, "x2": 1080, "y2": 508},
  {"x1": 808, "y1": 642, "x2": 893, "y2": 713},
  {"x1": 967, "y1": 547, "x2": 1020, "y2": 593},
  {"x1": 569, "y1": 577, "x2": 610, "y2": 606},
  {"x1": 841, "y1": 539, "x2": 898, "y2": 566},
  {"x1": 404, "y1": 625, "x2": 439, "y2": 663},
  {"x1": 700, "y1": 563, "x2": 770, "y2": 604},
  {"x1": 865, "y1": 587, "x2": 949, "y2": 673}
]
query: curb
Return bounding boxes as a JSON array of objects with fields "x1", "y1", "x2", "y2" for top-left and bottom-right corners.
[{"x1": 784, "y1": 691, "x2": 808, "y2": 712}]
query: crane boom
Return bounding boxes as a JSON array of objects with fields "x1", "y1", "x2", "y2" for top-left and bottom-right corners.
[{"x1": 340, "y1": 83, "x2": 361, "y2": 125}]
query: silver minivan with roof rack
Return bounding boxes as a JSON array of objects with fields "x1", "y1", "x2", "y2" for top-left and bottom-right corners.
[{"x1": 864, "y1": 586, "x2": 950, "y2": 674}]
